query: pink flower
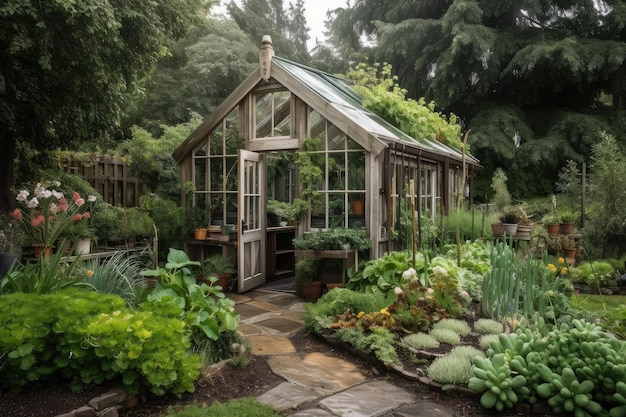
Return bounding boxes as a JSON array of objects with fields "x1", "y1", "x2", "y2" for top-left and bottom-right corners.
[
  {"x1": 71, "y1": 213, "x2": 83, "y2": 222},
  {"x1": 16, "y1": 190, "x2": 29, "y2": 201},
  {"x1": 82, "y1": 211, "x2": 91, "y2": 219},
  {"x1": 28, "y1": 197, "x2": 39, "y2": 209},
  {"x1": 73, "y1": 192, "x2": 85, "y2": 206},
  {"x1": 58, "y1": 198, "x2": 68, "y2": 212},
  {"x1": 11, "y1": 208, "x2": 22, "y2": 221},
  {"x1": 31, "y1": 215, "x2": 45, "y2": 228}
]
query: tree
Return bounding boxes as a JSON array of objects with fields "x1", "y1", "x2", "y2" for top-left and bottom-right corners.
[
  {"x1": 125, "y1": 18, "x2": 258, "y2": 135},
  {"x1": 327, "y1": 0, "x2": 626, "y2": 200},
  {"x1": 0, "y1": 0, "x2": 208, "y2": 212},
  {"x1": 227, "y1": 0, "x2": 311, "y2": 63}
]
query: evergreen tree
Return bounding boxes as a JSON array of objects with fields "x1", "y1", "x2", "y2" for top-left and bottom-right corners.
[
  {"x1": 227, "y1": 0, "x2": 311, "y2": 63},
  {"x1": 328, "y1": 0, "x2": 626, "y2": 200}
]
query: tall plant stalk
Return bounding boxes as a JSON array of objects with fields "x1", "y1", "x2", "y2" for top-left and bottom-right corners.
[{"x1": 481, "y1": 240, "x2": 520, "y2": 321}]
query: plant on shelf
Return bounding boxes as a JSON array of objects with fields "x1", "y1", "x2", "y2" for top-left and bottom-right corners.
[
  {"x1": 295, "y1": 137, "x2": 324, "y2": 214},
  {"x1": 185, "y1": 205, "x2": 208, "y2": 238},
  {"x1": 266, "y1": 199, "x2": 294, "y2": 226},
  {"x1": 499, "y1": 210, "x2": 519, "y2": 225},
  {"x1": 292, "y1": 228, "x2": 372, "y2": 251}
]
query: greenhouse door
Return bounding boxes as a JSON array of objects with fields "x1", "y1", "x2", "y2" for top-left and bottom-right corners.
[{"x1": 237, "y1": 150, "x2": 266, "y2": 292}]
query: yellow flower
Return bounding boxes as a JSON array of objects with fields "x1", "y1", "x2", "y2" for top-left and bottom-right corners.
[
  {"x1": 547, "y1": 263, "x2": 556, "y2": 272},
  {"x1": 561, "y1": 267, "x2": 568, "y2": 275},
  {"x1": 558, "y1": 257, "x2": 565, "y2": 264},
  {"x1": 380, "y1": 308, "x2": 390, "y2": 316},
  {"x1": 357, "y1": 311, "x2": 365, "y2": 319},
  {"x1": 86, "y1": 269, "x2": 94, "y2": 277}
]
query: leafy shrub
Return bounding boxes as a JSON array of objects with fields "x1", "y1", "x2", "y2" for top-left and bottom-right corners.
[
  {"x1": 140, "y1": 248, "x2": 239, "y2": 345},
  {"x1": 346, "y1": 251, "x2": 424, "y2": 294},
  {"x1": 333, "y1": 326, "x2": 399, "y2": 366},
  {"x1": 400, "y1": 333, "x2": 440, "y2": 350},
  {"x1": 0, "y1": 290, "x2": 200, "y2": 395}
]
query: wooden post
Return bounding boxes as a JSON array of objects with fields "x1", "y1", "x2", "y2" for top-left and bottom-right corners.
[{"x1": 410, "y1": 179, "x2": 417, "y2": 269}]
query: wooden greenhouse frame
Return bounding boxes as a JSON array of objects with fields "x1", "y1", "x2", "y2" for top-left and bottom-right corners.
[{"x1": 173, "y1": 36, "x2": 482, "y2": 293}]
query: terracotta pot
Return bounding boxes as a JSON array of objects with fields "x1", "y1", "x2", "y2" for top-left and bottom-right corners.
[
  {"x1": 215, "y1": 273, "x2": 232, "y2": 291},
  {"x1": 545, "y1": 223, "x2": 560, "y2": 235},
  {"x1": 194, "y1": 228, "x2": 208, "y2": 240},
  {"x1": 559, "y1": 222, "x2": 575, "y2": 235},
  {"x1": 351, "y1": 198, "x2": 365, "y2": 216},
  {"x1": 564, "y1": 248, "x2": 577, "y2": 259},
  {"x1": 491, "y1": 222, "x2": 504, "y2": 237},
  {"x1": 32, "y1": 243, "x2": 52, "y2": 258},
  {"x1": 325, "y1": 283, "x2": 344, "y2": 292},
  {"x1": 302, "y1": 280, "x2": 323, "y2": 301}
]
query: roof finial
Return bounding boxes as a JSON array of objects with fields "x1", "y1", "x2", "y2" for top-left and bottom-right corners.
[{"x1": 260, "y1": 35, "x2": 274, "y2": 81}]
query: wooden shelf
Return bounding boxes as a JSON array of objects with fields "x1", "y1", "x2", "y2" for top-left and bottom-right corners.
[{"x1": 266, "y1": 226, "x2": 296, "y2": 279}]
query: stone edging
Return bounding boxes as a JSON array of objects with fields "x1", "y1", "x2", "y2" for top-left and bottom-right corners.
[{"x1": 54, "y1": 387, "x2": 138, "y2": 417}]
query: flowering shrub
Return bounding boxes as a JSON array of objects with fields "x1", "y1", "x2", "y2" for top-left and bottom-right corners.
[{"x1": 11, "y1": 181, "x2": 96, "y2": 251}]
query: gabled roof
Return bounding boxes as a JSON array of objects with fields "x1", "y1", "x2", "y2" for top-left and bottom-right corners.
[{"x1": 173, "y1": 52, "x2": 480, "y2": 168}]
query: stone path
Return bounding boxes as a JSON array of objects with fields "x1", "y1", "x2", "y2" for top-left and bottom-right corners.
[{"x1": 230, "y1": 289, "x2": 456, "y2": 417}]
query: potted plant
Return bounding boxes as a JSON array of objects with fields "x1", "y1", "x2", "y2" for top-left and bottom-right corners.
[
  {"x1": 267, "y1": 199, "x2": 294, "y2": 226},
  {"x1": 0, "y1": 213, "x2": 26, "y2": 276},
  {"x1": 558, "y1": 210, "x2": 578, "y2": 235},
  {"x1": 294, "y1": 258, "x2": 321, "y2": 301},
  {"x1": 185, "y1": 205, "x2": 208, "y2": 240},
  {"x1": 292, "y1": 228, "x2": 372, "y2": 251},
  {"x1": 499, "y1": 210, "x2": 519, "y2": 237},
  {"x1": 542, "y1": 213, "x2": 560, "y2": 235},
  {"x1": 561, "y1": 236, "x2": 579, "y2": 259},
  {"x1": 203, "y1": 254, "x2": 237, "y2": 291}
]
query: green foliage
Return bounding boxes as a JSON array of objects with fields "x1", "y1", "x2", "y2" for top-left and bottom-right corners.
[
  {"x1": 0, "y1": 290, "x2": 200, "y2": 395},
  {"x1": 333, "y1": 326, "x2": 399, "y2": 366},
  {"x1": 0, "y1": 241, "x2": 87, "y2": 294},
  {"x1": 481, "y1": 241, "x2": 520, "y2": 321},
  {"x1": 346, "y1": 251, "x2": 424, "y2": 294},
  {"x1": 294, "y1": 258, "x2": 320, "y2": 296},
  {"x1": 81, "y1": 252, "x2": 147, "y2": 309},
  {"x1": 303, "y1": 288, "x2": 391, "y2": 333},
  {"x1": 490, "y1": 168, "x2": 511, "y2": 213},
  {"x1": 292, "y1": 228, "x2": 372, "y2": 251},
  {"x1": 141, "y1": 248, "x2": 239, "y2": 345},
  {"x1": 568, "y1": 261, "x2": 617, "y2": 286},
  {"x1": 294, "y1": 137, "x2": 324, "y2": 213},
  {"x1": 145, "y1": 195, "x2": 186, "y2": 260},
  {"x1": 586, "y1": 133, "x2": 626, "y2": 257},
  {"x1": 162, "y1": 398, "x2": 282, "y2": 417},
  {"x1": 203, "y1": 255, "x2": 236, "y2": 275},
  {"x1": 346, "y1": 63, "x2": 464, "y2": 151}
]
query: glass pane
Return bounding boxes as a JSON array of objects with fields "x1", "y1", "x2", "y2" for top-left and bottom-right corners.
[
  {"x1": 274, "y1": 91, "x2": 291, "y2": 136},
  {"x1": 255, "y1": 93, "x2": 272, "y2": 138},
  {"x1": 225, "y1": 157, "x2": 237, "y2": 191},
  {"x1": 209, "y1": 158, "x2": 223, "y2": 191},
  {"x1": 209, "y1": 193, "x2": 224, "y2": 225},
  {"x1": 308, "y1": 109, "x2": 325, "y2": 139},
  {"x1": 328, "y1": 152, "x2": 345, "y2": 191},
  {"x1": 209, "y1": 127, "x2": 223, "y2": 156},
  {"x1": 194, "y1": 143, "x2": 207, "y2": 157},
  {"x1": 348, "y1": 151, "x2": 365, "y2": 191},
  {"x1": 194, "y1": 158, "x2": 206, "y2": 190},
  {"x1": 225, "y1": 194, "x2": 237, "y2": 226},
  {"x1": 347, "y1": 137, "x2": 362, "y2": 150},
  {"x1": 328, "y1": 125, "x2": 345, "y2": 150},
  {"x1": 329, "y1": 193, "x2": 346, "y2": 228}
]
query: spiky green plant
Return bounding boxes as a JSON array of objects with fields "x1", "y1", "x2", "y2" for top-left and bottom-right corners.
[
  {"x1": 481, "y1": 241, "x2": 520, "y2": 321},
  {"x1": 430, "y1": 328, "x2": 461, "y2": 345},
  {"x1": 401, "y1": 333, "x2": 440, "y2": 350},
  {"x1": 82, "y1": 252, "x2": 146, "y2": 308},
  {"x1": 473, "y1": 318, "x2": 504, "y2": 335},
  {"x1": 432, "y1": 318, "x2": 471, "y2": 336}
]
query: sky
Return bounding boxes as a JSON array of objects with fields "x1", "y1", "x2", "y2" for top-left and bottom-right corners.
[{"x1": 215, "y1": 0, "x2": 338, "y2": 50}]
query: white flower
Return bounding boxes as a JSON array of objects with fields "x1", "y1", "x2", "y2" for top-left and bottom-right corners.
[
  {"x1": 426, "y1": 287, "x2": 434, "y2": 294},
  {"x1": 52, "y1": 190, "x2": 64, "y2": 200},
  {"x1": 49, "y1": 202, "x2": 59, "y2": 215},
  {"x1": 393, "y1": 287, "x2": 403, "y2": 295},
  {"x1": 28, "y1": 197, "x2": 39, "y2": 209},
  {"x1": 34, "y1": 183, "x2": 47, "y2": 198},
  {"x1": 402, "y1": 268, "x2": 417, "y2": 282},
  {"x1": 432, "y1": 266, "x2": 449, "y2": 278},
  {"x1": 16, "y1": 190, "x2": 30, "y2": 201},
  {"x1": 41, "y1": 190, "x2": 52, "y2": 199},
  {"x1": 87, "y1": 195, "x2": 97, "y2": 203}
]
